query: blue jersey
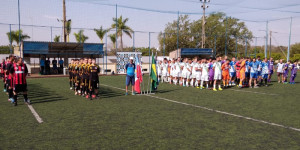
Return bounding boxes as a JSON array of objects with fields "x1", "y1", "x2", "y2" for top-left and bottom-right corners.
[
  {"x1": 257, "y1": 60, "x2": 262, "y2": 71},
  {"x1": 125, "y1": 63, "x2": 135, "y2": 76},
  {"x1": 261, "y1": 62, "x2": 269, "y2": 75},
  {"x1": 229, "y1": 61, "x2": 236, "y2": 73},
  {"x1": 245, "y1": 61, "x2": 250, "y2": 73},
  {"x1": 249, "y1": 61, "x2": 259, "y2": 73}
]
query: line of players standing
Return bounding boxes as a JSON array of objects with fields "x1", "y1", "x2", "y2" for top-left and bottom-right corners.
[
  {"x1": 0, "y1": 55, "x2": 30, "y2": 106},
  {"x1": 156, "y1": 56, "x2": 299, "y2": 91},
  {"x1": 68, "y1": 58, "x2": 100, "y2": 100}
]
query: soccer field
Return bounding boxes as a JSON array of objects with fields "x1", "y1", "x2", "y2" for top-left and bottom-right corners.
[{"x1": 1, "y1": 75, "x2": 300, "y2": 149}]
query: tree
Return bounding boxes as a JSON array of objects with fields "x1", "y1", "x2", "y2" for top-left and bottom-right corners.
[
  {"x1": 158, "y1": 12, "x2": 253, "y2": 56},
  {"x1": 94, "y1": 26, "x2": 108, "y2": 43},
  {"x1": 6, "y1": 30, "x2": 30, "y2": 46},
  {"x1": 74, "y1": 30, "x2": 88, "y2": 43},
  {"x1": 66, "y1": 21, "x2": 72, "y2": 42},
  {"x1": 111, "y1": 16, "x2": 133, "y2": 51},
  {"x1": 291, "y1": 42, "x2": 300, "y2": 56},
  {"x1": 54, "y1": 35, "x2": 60, "y2": 42},
  {"x1": 0, "y1": 45, "x2": 11, "y2": 54},
  {"x1": 109, "y1": 34, "x2": 116, "y2": 48}
]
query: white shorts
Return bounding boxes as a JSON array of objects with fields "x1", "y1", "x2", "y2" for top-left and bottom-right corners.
[
  {"x1": 201, "y1": 75, "x2": 209, "y2": 81},
  {"x1": 182, "y1": 71, "x2": 187, "y2": 78},
  {"x1": 214, "y1": 74, "x2": 222, "y2": 80},
  {"x1": 195, "y1": 73, "x2": 201, "y2": 81},
  {"x1": 162, "y1": 71, "x2": 168, "y2": 77},
  {"x1": 157, "y1": 70, "x2": 161, "y2": 76},
  {"x1": 186, "y1": 72, "x2": 191, "y2": 79}
]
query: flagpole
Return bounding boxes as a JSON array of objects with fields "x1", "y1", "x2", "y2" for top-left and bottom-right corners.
[
  {"x1": 150, "y1": 50, "x2": 153, "y2": 94},
  {"x1": 147, "y1": 32, "x2": 151, "y2": 94}
]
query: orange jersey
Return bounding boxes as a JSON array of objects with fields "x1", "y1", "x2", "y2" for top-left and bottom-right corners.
[
  {"x1": 240, "y1": 60, "x2": 246, "y2": 72},
  {"x1": 221, "y1": 64, "x2": 229, "y2": 75}
]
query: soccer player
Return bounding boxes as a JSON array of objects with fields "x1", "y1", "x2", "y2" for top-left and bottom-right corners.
[
  {"x1": 245, "y1": 57, "x2": 250, "y2": 87},
  {"x1": 173, "y1": 57, "x2": 181, "y2": 85},
  {"x1": 6, "y1": 55, "x2": 15, "y2": 101},
  {"x1": 185, "y1": 59, "x2": 192, "y2": 87},
  {"x1": 289, "y1": 60, "x2": 298, "y2": 84},
  {"x1": 249, "y1": 58, "x2": 259, "y2": 88},
  {"x1": 267, "y1": 57, "x2": 275, "y2": 82},
  {"x1": 213, "y1": 57, "x2": 222, "y2": 91},
  {"x1": 125, "y1": 57, "x2": 135, "y2": 96},
  {"x1": 10, "y1": 57, "x2": 30, "y2": 106},
  {"x1": 235, "y1": 58, "x2": 241, "y2": 86},
  {"x1": 238, "y1": 57, "x2": 246, "y2": 88},
  {"x1": 229, "y1": 57, "x2": 236, "y2": 86},
  {"x1": 170, "y1": 59, "x2": 176, "y2": 84},
  {"x1": 261, "y1": 58, "x2": 269, "y2": 86},
  {"x1": 181, "y1": 58, "x2": 188, "y2": 87},
  {"x1": 200, "y1": 59, "x2": 209, "y2": 89},
  {"x1": 256, "y1": 56, "x2": 263, "y2": 85},
  {"x1": 283, "y1": 60, "x2": 291, "y2": 84},
  {"x1": 208, "y1": 59, "x2": 215, "y2": 89},
  {"x1": 88, "y1": 58, "x2": 100, "y2": 99},
  {"x1": 221, "y1": 59, "x2": 230, "y2": 88},
  {"x1": 191, "y1": 57, "x2": 198, "y2": 87},
  {"x1": 276, "y1": 59, "x2": 284, "y2": 83},
  {"x1": 161, "y1": 58, "x2": 168, "y2": 83},
  {"x1": 68, "y1": 59, "x2": 74, "y2": 90},
  {"x1": 1, "y1": 58, "x2": 6, "y2": 92},
  {"x1": 157, "y1": 61, "x2": 162, "y2": 82},
  {"x1": 195, "y1": 59, "x2": 202, "y2": 88}
]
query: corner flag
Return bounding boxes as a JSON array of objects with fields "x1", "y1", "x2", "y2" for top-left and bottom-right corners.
[
  {"x1": 150, "y1": 54, "x2": 158, "y2": 91},
  {"x1": 134, "y1": 55, "x2": 142, "y2": 94}
]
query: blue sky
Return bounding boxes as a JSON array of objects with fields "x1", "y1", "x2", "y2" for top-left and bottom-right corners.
[{"x1": 0, "y1": 0, "x2": 300, "y2": 50}]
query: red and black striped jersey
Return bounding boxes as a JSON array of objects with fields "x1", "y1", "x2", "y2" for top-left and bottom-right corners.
[{"x1": 10, "y1": 63, "x2": 28, "y2": 85}]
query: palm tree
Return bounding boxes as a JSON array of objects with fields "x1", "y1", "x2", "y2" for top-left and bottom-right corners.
[
  {"x1": 111, "y1": 16, "x2": 133, "y2": 51},
  {"x1": 66, "y1": 21, "x2": 72, "y2": 42},
  {"x1": 109, "y1": 34, "x2": 116, "y2": 49},
  {"x1": 6, "y1": 30, "x2": 30, "y2": 46},
  {"x1": 74, "y1": 30, "x2": 88, "y2": 43},
  {"x1": 94, "y1": 26, "x2": 108, "y2": 43},
  {"x1": 54, "y1": 35, "x2": 60, "y2": 42}
]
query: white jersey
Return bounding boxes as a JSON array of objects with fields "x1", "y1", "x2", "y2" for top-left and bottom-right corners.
[
  {"x1": 181, "y1": 62, "x2": 188, "y2": 72},
  {"x1": 201, "y1": 63, "x2": 209, "y2": 76},
  {"x1": 175, "y1": 62, "x2": 181, "y2": 73},
  {"x1": 213, "y1": 61, "x2": 222, "y2": 75},
  {"x1": 191, "y1": 62, "x2": 197, "y2": 75},
  {"x1": 277, "y1": 63, "x2": 284, "y2": 73},
  {"x1": 161, "y1": 62, "x2": 168, "y2": 76},
  {"x1": 157, "y1": 63, "x2": 162, "y2": 76}
]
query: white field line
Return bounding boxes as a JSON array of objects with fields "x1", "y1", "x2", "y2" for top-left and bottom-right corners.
[
  {"x1": 27, "y1": 105, "x2": 43, "y2": 123},
  {"x1": 102, "y1": 84, "x2": 300, "y2": 132},
  {"x1": 229, "y1": 89, "x2": 279, "y2": 96}
]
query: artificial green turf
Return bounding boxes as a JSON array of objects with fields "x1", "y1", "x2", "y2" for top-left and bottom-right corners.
[{"x1": 0, "y1": 75, "x2": 300, "y2": 149}]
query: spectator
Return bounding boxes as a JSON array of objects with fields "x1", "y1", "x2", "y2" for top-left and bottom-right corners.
[
  {"x1": 59, "y1": 58, "x2": 64, "y2": 73},
  {"x1": 40, "y1": 57, "x2": 45, "y2": 75},
  {"x1": 45, "y1": 57, "x2": 51, "y2": 75},
  {"x1": 52, "y1": 58, "x2": 58, "y2": 74}
]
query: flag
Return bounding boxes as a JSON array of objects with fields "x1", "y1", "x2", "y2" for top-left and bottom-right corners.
[
  {"x1": 134, "y1": 55, "x2": 143, "y2": 94},
  {"x1": 150, "y1": 54, "x2": 158, "y2": 91}
]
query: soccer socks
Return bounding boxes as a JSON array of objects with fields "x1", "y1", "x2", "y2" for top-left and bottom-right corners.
[
  {"x1": 200, "y1": 81, "x2": 203, "y2": 89},
  {"x1": 13, "y1": 94, "x2": 17, "y2": 103},
  {"x1": 69, "y1": 81, "x2": 72, "y2": 87},
  {"x1": 8, "y1": 89, "x2": 13, "y2": 99},
  {"x1": 23, "y1": 94, "x2": 28, "y2": 101},
  {"x1": 264, "y1": 79, "x2": 268, "y2": 85},
  {"x1": 213, "y1": 84, "x2": 216, "y2": 89}
]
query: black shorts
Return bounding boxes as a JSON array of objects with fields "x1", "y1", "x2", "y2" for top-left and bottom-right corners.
[
  {"x1": 69, "y1": 72, "x2": 73, "y2": 79},
  {"x1": 14, "y1": 84, "x2": 28, "y2": 93},
  {"x1": 6, "y1": 79, "x2": 13, "y2": 87},
  {"x1": 90, "y1": 79, "x2": 99, "y2": 89}
]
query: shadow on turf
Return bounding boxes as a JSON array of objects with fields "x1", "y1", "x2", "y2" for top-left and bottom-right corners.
[
  {"x1": 98, "y1": 87, "x2": 124, "y2": 99},
  {"x1": 27, "y1": 83, "x2": 68, "y2": 104}
]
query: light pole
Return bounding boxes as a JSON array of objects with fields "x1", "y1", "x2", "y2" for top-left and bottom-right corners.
[
  {"x1": 269, "y1": 30, "x2": 278, "y2": 58},
  {"x1": 200, "y1": 0, "x2": 210, "y2": 48}
]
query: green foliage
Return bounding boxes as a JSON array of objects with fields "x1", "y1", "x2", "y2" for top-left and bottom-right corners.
[
  {"x1": 0, "y1": 45, "x2": 11, "y2": 54},
  {"x1": 111, "y1": 16, "x2": 133, "y2": 51},
  {"x1": 109, "y1": 34, "x2": 116, "y2": 48},
  {"x1": 74, "y1": 30, "x2": 88, "y2": 43},
  {"x1": 6, "y1": 30, "x2": 30, "y2": 45},
  {"x1": 158, "y1": 12, "x2": 253, "y2": 56},
  {"x1": 291, "y1": 54, "x2": 300, "y2": 62},
  {"x1": 94, "y1": 26, "x2": 108, "y2": 43},
  {"x1": 66, "y1": 21, "x2": 72, "y2": 42},
  {"x1": 291, "y1": 43, "x2": 300, "y2": 55},
  {"x1": 54, "y1": 35, "x2": 60, "y2": 42}
]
